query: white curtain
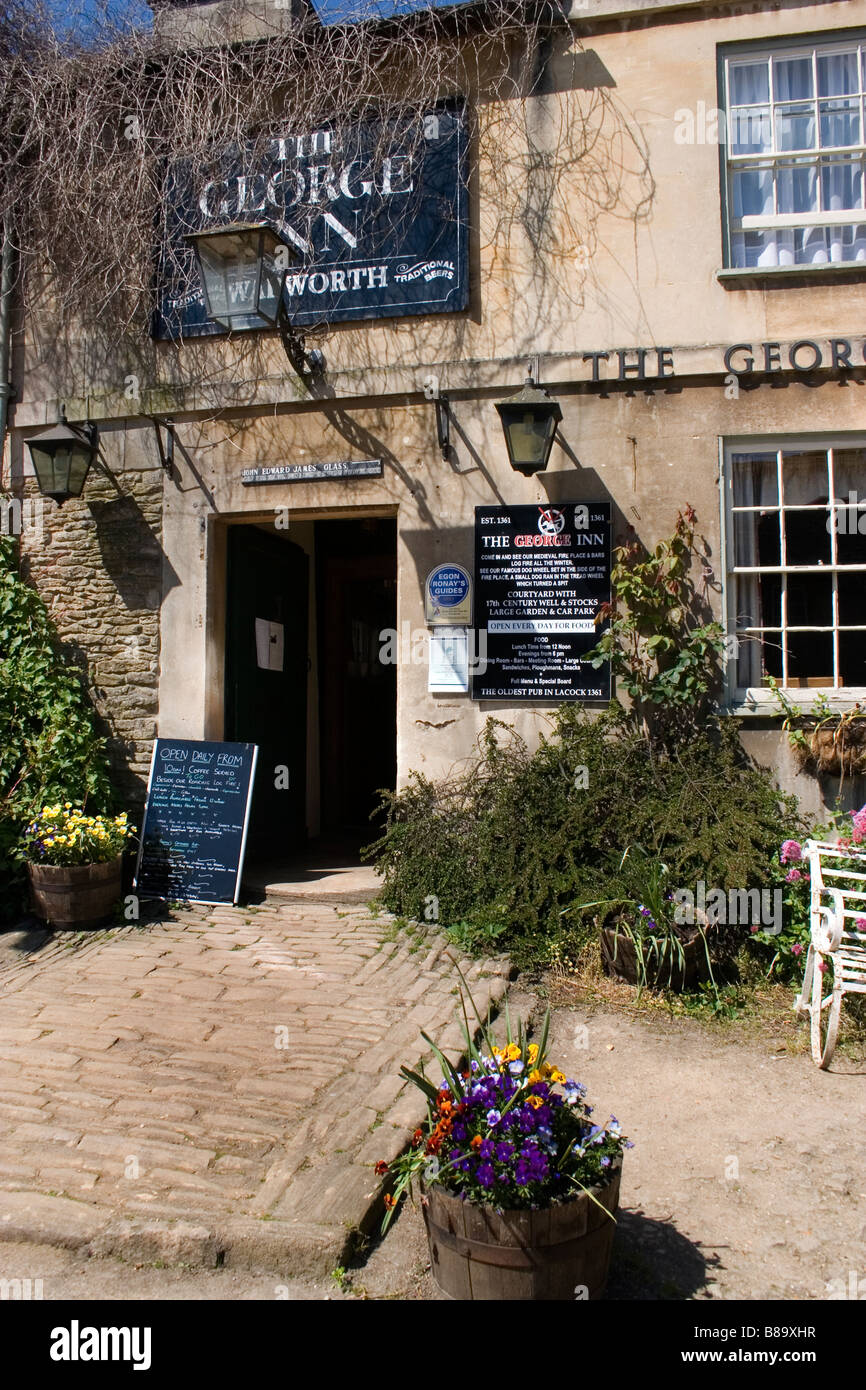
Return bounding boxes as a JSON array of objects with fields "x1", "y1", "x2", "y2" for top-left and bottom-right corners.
[{"x1": 732, "y1": 455, "x2": 778, "y2": 688}]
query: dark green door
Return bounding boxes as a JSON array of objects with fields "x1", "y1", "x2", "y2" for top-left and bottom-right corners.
[{"x1": 225, "y1": 526, "x2": 308, "y2": 858}]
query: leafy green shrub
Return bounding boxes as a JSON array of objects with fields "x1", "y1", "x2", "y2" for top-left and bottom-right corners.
[
  {"x1": 585, "y1": 506, "x2": 726, "y2": 745},
  {"x1": 0, "y1": 534, "x2": 114, "y2": 918},
  {"x1": 367, "y1": 704, "x2": 805, "y2": 968},
  {"x1": 367, "y1": 508, "x2": 808, "y2": 975}
]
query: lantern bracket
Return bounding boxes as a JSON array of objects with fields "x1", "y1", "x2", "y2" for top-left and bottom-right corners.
[
  {"x1": 276, "y1": 311, "x2": 326, "y2": 385},
  {"x1": 152, "y1": 417, "x2": 176, "y2": 476}
]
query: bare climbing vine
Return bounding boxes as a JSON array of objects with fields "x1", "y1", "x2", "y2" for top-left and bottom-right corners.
[{"x1": 0, "y1": 0, "x2": 654, "y2": 364}]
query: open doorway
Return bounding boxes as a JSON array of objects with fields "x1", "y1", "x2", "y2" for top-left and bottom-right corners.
[
  {"x1": 224, "y1": 513, "x2": 397, "y2": 883},
  {"x1": 316, "y1": 516, "x2": 397, "y2": 839}
]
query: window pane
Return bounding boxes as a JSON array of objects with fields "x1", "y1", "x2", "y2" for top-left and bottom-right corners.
[
  {"x1": 839, "y1": 570, "x2": 866, "y2": 624},
  {"x1": 839, "y1": 629, "x2": 866, "y2": 686},
  {"x1": 732, "y1": 166, "x2": 774, "y2": 217},
  {"x1": 832, "y1": 447, "x2": 866, "y2": 499},
  {"x1": 836, "y1": 509, "x2": 866, "y2": 566},
  {"x1": 795, "y1": 225, "x2": 830, "y2": 263},
  {"x1": 821, "y1": 159, "x2": 862, "y2": 211},
  {"x1": 831, "y1": 448, "x2": 866, "y2": 548},
  {"x1": 819, "y1": 99, "x2": 860, "y2": 147},
  {"x1": 736, "y1": 229, "x2": 781, "y2": 266},
  {"x1": 730, "y1": 106, "x2": 772, "y2": 154},
  {"x1": 788, "y1": 629, "x2": 834, "y2": 683},
  {"x1": 732, "y1": 451, "x2": 778, "y2": 506},
  {"x1": 730, "y1": 60, "x2": 769, "y2": 105},
  {"x1": 762, "y1": 626, "x2": 784, "y2": 681},
  {"x1": 784, "y1": 508, "x2": 831, "y2": 565},
  {"x1": 778, "y1": 160, "x2": 818, "y2": 213},
  {"x1": 781, "y1": 450, "x2": 829, "y2": 507},
  {"x1": 787, "y1": 573, "x2": 833, "y2": 625},
  {"x1": 817, "y1": 51, "x2": 860, "y2": 97},
  {"x1": 774, "y1": 56, "x2": 814, "y2": 102},
  {"x1": 776, "y1": 104, "x2": 816, "y2": 152}
]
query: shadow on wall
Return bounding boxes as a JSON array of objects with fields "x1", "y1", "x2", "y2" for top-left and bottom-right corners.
[{"x1": 86, "y1": 494, "x2": 179, "y2": 608}]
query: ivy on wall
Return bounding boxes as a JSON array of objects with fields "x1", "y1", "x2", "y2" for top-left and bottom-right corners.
[{"x1": 0, "y1": 532, "x2": 114, "y2": 917}]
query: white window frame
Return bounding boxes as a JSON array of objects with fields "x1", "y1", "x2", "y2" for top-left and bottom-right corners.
[
  {"x1": 720, "y1": 433, "x2": 866, "y2": 714},
  {"x1": 720, "y1": 31, "x2": 866, "y2": 269}
]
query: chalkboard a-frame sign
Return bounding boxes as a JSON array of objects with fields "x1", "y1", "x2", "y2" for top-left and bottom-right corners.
[{"x1": 134, "y1": 739, "x2": 258, "y2": 905}]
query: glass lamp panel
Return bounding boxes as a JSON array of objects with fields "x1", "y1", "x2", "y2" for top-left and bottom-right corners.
[
  {"x1": 197, "y1": 231, "x2": 264, "y2": 325},
  {"x1": 256, "y1": 243, "x2": 284, "y2": 325},
  {"x1": 505, "y1": 411, "x2": 552, "y2": 468},
  {"x1": 31, "y1": 444, "x2": 70, "y2": 496},
  {"x1": 66, "y1": 449, "x2": 92, "y2": 497}
]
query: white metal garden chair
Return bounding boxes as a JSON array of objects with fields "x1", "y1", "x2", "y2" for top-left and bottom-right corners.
[{"x1": 794, "y1": 839, "x2": 866, "y2": 1068}]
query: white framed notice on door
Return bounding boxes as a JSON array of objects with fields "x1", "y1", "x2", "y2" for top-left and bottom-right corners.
[{"x1": 255, "y1": 618, "x2": 285, "y2": 671}]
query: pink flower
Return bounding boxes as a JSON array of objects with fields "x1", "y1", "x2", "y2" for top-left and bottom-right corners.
[
  {"x1": 792, "y1": 943, "x2": 803, "y2": 956},
  {"x1": 750, "y1": 924, "x2": 760, "y2": 934},
  {"x1": 786, "y1": 868, "x2": 803, "y2": 883},
  {"x1": 780, "y1": 840, "x2": 802, "y2": 865},
  {"x1": 856, "y1": 918, "x2": 866, "y2": 933},
  {"x1": 819, "y1": 960, "x2": 829, "y2": 973},
  {"x1": 852, "y1": 808, "x2": 866, "y2": 844}
]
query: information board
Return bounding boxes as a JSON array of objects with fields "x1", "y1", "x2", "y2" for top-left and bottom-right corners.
[
  {"x1": 134, "y1": 739, "x2": 258, "y2": 905},
  {"x1": 472, "y1": 504, "x2": 611, "y2": 701}
]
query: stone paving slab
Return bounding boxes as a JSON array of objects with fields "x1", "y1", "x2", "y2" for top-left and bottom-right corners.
[{"x1": 0, "y1": 902, "x2": 511, "y2": 1276}]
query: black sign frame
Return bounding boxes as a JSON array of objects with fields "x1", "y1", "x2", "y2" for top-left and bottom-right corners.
[
  {"x1": 472, "y1": 503, "x2": 612, "y2": 702},
  {"x1": 154, "y1": 99, "x2": 469, "y2": 339},
  {"x1": 134, "y1": 739, "x2": 259, "y2": 905}
]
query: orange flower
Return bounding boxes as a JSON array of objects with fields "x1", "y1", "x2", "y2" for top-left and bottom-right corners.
[
  {"x1": 526, "y1": 1095, "x2": 543, "y2": 1110},
  {"x1": 383, "y1": 1193, "x2": 396, "y2": 1209},
  {"x1": 374, "y1": 1160, "x2": 389, "y2": 1175},
  {"x1": 438, "y1": 1098, "x2": 453, "y2": 1116},
  {"x1": 470, "y1": 1135, "x2": 483, "y2": 1150}
]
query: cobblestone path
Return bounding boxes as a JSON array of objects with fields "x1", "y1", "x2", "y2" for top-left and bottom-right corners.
[{"x1": 0, "y1": 901, "x2": 510, "y2": 1273}]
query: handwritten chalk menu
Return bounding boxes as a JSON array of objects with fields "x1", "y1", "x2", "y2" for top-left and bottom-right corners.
[
  {"x1": 134, "y1": 740, "x2": 258, "y2": 904},
  {"x1": 472, "y1": 504, "x2": 611, "y2": 701}
]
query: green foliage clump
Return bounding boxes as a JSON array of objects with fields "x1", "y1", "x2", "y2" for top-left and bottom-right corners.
[
  {"x1": 367, "y1": 508, "x2": 806, "y2": 974},
  {"x1": 586, "y1": 506, "x2": 726, "y2": 744},
  {"x1": 0, "y1": 534, "x2": 114, "y2": 917},
  {"x1": 367, "y1": 704, "x2": 804, "y2": 968}
]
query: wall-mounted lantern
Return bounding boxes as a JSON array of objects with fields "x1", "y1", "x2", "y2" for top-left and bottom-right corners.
[
  {"x1": 495, "y1": 367, "x2": 562, "y2": 476},
  {"x1": 25, "y1": 413, "x2": 99, "y2": 505},
  {"x1": 186, "y1": 221, "x2": 323, "y2": 381},
  {"x1": 186, "y1": 222, "x2": 287, "y2": 332}
]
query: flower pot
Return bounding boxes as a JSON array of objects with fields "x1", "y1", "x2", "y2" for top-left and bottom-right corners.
[
  {"x1": 27, "y1": 856, "x2": 123, "y2": 930},
  {"x1": 600, "y1": 925, "x2": 709, "y2": 992},
  {"x1": 422, "y1": 1159, "x2": 621, "y2": 1300}
]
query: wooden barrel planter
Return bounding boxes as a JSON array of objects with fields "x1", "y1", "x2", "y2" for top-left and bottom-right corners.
[
  {"x1": 422, "y1": 1160, "x2": 621, "y2": 1300},
  {"x1": 27, "y1": 856, "x2": 123, "y2": 930},
  {"x1": 601, "y1": 925, "x2": 709, "y2": 992}
]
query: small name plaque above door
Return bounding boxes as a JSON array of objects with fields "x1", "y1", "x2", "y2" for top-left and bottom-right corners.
[{"x1": 241, "y1": 460, "x2": 383, "y2": 485}]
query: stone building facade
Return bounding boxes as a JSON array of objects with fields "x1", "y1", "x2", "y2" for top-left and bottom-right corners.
[{"x1": 7, "y1": 0, "x2": 866, "y2": 860}]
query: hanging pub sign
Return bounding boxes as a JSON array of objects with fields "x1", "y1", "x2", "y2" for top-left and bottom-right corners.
[
  {"x1": 134, "y1": 739, "x2": 258, "y2": 905},
  {"x1": 472, "y1": 504, "x2": 611, "y2": 702},
  {"x1": 154, "y1": 100, "x2": 468, "y2": 338}
]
